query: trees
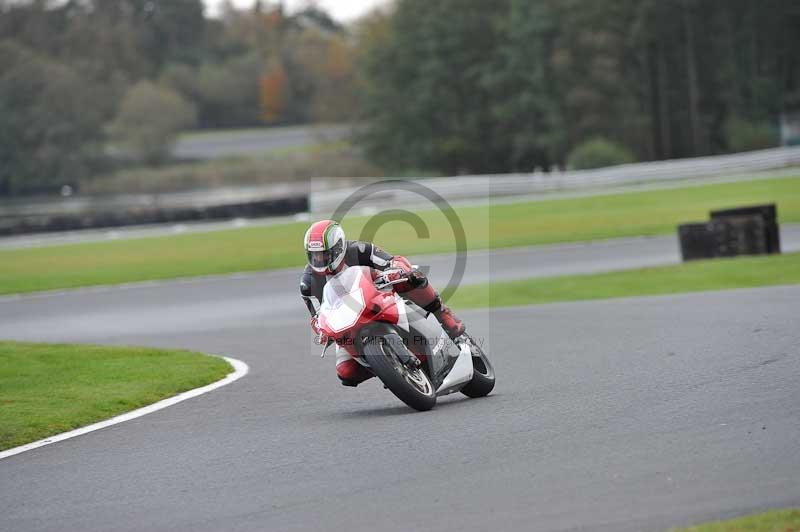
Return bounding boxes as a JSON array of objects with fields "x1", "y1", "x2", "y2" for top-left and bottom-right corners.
[
  {"x1": 259, "y1": 62, "x2": 288, "y2": 124},
  {"x1": 357, "y1": 0, "x2": 641, "y2": 174},
  {"x1": 550, "y1": 0, "x2": 645, "y2": 159},
  {"x1": 628, "y1": 0, "x2": 797, "y2": 157},
  {"x1": 282, "y1": 28, "x2": 360, "y2": 124},
  {"x1": 108, "y1": 81, "x2": 197, "y2": 165},
  {"x1": 490, "y1": 0, "x2": 565, "y2": 170},
  {"x1": 360, "y1": 0, "x2": 509, "y2": 175},
  {"x1": 567, "y1": 138, "x2": 635, "y2": 170},
  {"x1": 193, "y1": 54, "x2": 263, "y2": 128},
  {"x1": 1, "y1": 0, "x2": 797, "y2": 195},
  {"x1": 144, "y1": 0, "x2": 207, "y2": 67},
  {"x1": 356, "y1": 0, "x2": 800, "y2": 175},
  {"x1": 160, "y1": 4, "x2": 359, "y2": 128},
  {"x1": 0, "y1": 40, "x2": 104, "y2": 195},
  {"x1": 0, "y1": 0, "x2": 369, "y2": 197}
]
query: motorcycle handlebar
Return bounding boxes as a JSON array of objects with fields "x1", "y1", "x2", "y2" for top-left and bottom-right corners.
[{"x1": 374, "y1": 267, "x2": 419, "y2": 289}]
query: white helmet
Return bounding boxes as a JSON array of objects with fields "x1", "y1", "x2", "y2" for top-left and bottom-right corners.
[{"x1": 303, "y1": 220, "x2": 346, "y2": 274}]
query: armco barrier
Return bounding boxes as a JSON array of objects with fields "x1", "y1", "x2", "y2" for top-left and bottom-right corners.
[
  {"x1": 0, "y1": 184, "x2": 309, "y2": 236},
  {"x1": 3, "y1": 146, "x2": 798, "y2": 236},
  {"x1": 310, "y1": 146, "x2": 800, "y2": 215}
]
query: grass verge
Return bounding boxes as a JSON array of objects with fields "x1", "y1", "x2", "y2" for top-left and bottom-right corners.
[
  {"x1": 1, "y1": 176, "x2": 798, "y2": 295},
  {"x1": 670, "y1": 508, "x2": 800, "y2": 531},
  {"x1": 0, "y1": 342, "x2": 231, "y2": 451},
  {"x1": 448, "y1": 252, "x2": 800, "y2": 309}
]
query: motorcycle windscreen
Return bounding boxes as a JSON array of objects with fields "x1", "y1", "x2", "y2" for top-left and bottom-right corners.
[{"x1": 319, "y1": 267, "x2": 367, "y2": 333}]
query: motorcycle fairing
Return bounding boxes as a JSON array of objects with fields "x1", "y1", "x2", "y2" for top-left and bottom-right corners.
[
  {"x1": 435, "y1": 342, "x2": 474, "y2": 395},
  {"x1": 319, "y1": 266, "x2": 400, "y2": 338},
  {"x1": 397, "y1": 301, "x2": 466, "y2": 393},
  {"x1": 319, "y1": 267, "x2": 367, "y2": 334},
  {"x1": 318, "y1": 265, "x2": 474, "y2": 396}
]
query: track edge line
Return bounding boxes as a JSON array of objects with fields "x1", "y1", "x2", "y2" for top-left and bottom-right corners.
[{"x1": 0, "y1": 355, "x2": 249, "y2": 461}]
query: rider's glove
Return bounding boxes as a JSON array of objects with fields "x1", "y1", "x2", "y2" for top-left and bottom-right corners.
[
  {"x1": 407, "y1": 269, "x2": 425, "y2": 287},
  {"x1": 382, "y1": 268, "x2": 405, "y2": 284},
  {"x1": 310, "y1": 315, "x2": 328, "y2": 344},
  {"x1": 390, "y1": 257, "x2": 412, "y2": 273},
  {"x1": 310, "y1": 315, "x2": 321, "y2": 335},
  {"x1": 388, "y1": 258, "x2": 425, "y2": 288}
]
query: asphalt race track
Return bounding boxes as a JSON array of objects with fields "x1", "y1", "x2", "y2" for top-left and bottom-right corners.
[
  {"x1": 172, "y1": 125, "x2": 349, "y2": 160},
  {"x1": 1, "y1": 237, "x2": 799, "y2": 531}
]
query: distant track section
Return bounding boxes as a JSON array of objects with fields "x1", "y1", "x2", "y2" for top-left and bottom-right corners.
[
  {"x1": 173, "y1": 124, "x2": 349, "y2": 160},
  {"x1": 311, "y1": 146, "x2": 800, "y2": 214}
]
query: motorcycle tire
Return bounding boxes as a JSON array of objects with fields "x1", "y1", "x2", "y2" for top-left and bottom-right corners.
[
  {"x1": 460, "y1": 337, "x2": 495, "y2": 398},
  {"x1": 362, "y1": 332, "x2": 437, "y2": 412}
]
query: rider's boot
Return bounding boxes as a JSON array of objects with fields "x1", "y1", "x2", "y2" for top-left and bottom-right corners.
[
  {"x1": 336, "y1": 354, "x2": 373, "y2": 387},
  {"x1": 433, "y1": 304, "x2": 465, "y2": 341},
  {"x1": 401, "y1": 280, "x2": 466, "y2": 341}
]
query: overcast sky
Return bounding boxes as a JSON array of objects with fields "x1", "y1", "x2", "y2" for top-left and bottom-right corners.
[{"x1": 203, "y1": 0, "x2": 389, "y2": 22}]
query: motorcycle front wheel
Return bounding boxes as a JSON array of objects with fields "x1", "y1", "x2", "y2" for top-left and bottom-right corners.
[{"x1": 362, "y1": 332, "x2": 437, "y2": 412}]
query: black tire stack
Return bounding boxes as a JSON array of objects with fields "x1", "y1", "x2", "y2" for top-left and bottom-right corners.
[{"x1": 678, "y1": 203, "x2": 781, "y2": 261}]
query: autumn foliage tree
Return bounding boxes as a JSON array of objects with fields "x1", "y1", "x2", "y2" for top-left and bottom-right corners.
[
  {"x1": 259, "y1": 62, "x2": 289, "y2": 124},
  {"x1": 313, "y1": 36, "x2": 359, "y2": 122},
  {"x1": 0, "y1": 0, "x2": 366, "y2": 196}
]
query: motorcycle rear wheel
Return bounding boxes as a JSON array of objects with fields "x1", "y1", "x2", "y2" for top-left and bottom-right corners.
[
  {"x1": 362, "y1": 332, "x2": 437, "y2": 412},
  {"x1": 460, "y1": 337, "x2": 495, "y2": 398}
]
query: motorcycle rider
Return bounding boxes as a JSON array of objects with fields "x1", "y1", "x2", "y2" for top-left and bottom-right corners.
[{"x1": 300, "y1": 219, "x2": 465, "y2": 387}]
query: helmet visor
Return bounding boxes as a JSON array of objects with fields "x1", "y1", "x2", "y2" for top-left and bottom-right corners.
[
  {"x1": 307, "y1": 249, "x2": 333, "y2": 269},
  {"x1": 307, "y1": 240, "x2": 344, "y2": 270}
]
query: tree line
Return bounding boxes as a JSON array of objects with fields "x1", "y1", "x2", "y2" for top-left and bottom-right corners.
[
  {"x1": 359, "y1": 0, "x2": 800, "y2": 175},
  {"x1": 0, "y1": 0, "x2": 360, "y2": 195},
  {"x1": 1, "y1": 0, "x2": 798, "y2": 196}
]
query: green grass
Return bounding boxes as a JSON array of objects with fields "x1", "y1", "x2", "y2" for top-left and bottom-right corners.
[
  {"x1": 448, "y1": 252, "x2": 800, "y2": 309},
  {"x1": 488, "y1": 175, "x2": 800, "y2": 248},
  {"x1": 0, "y1": 342, "x2": 231, "y2": 451},
  {"x1": 670, "y1": 508, "x2": 800, "y2": 531},
  {"x1": 1, "y1": 176, "x2": 798, "y2": 295}
]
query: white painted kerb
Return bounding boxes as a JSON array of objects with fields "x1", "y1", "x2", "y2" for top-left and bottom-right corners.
[{"x1": 0, "y1": 356, "x2": 249, "y2": 461}]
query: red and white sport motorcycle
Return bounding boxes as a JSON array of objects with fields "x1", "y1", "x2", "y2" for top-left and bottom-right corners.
[{"x1": 316, "y1": 265, "x2": 495, "y2": 411}]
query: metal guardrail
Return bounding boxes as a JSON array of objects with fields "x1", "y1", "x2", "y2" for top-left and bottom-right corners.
[
  {"x1": 0, "y1": 183, "x2": 310, "y2": 236},
  {"x1": 310, "y1": 146, "x2": 800, "y2": 214},
  {"x1": 3, "y1": 146, "x2": 798, "y2": 235}
]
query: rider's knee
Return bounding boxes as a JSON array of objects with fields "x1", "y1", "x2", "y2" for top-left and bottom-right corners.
[
  {"x1": 336, "y1": 359, "x2": 371, "y2": 385},
  {"x1": 420, "y1": 293, "x2": 442, "y2": 313}
]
